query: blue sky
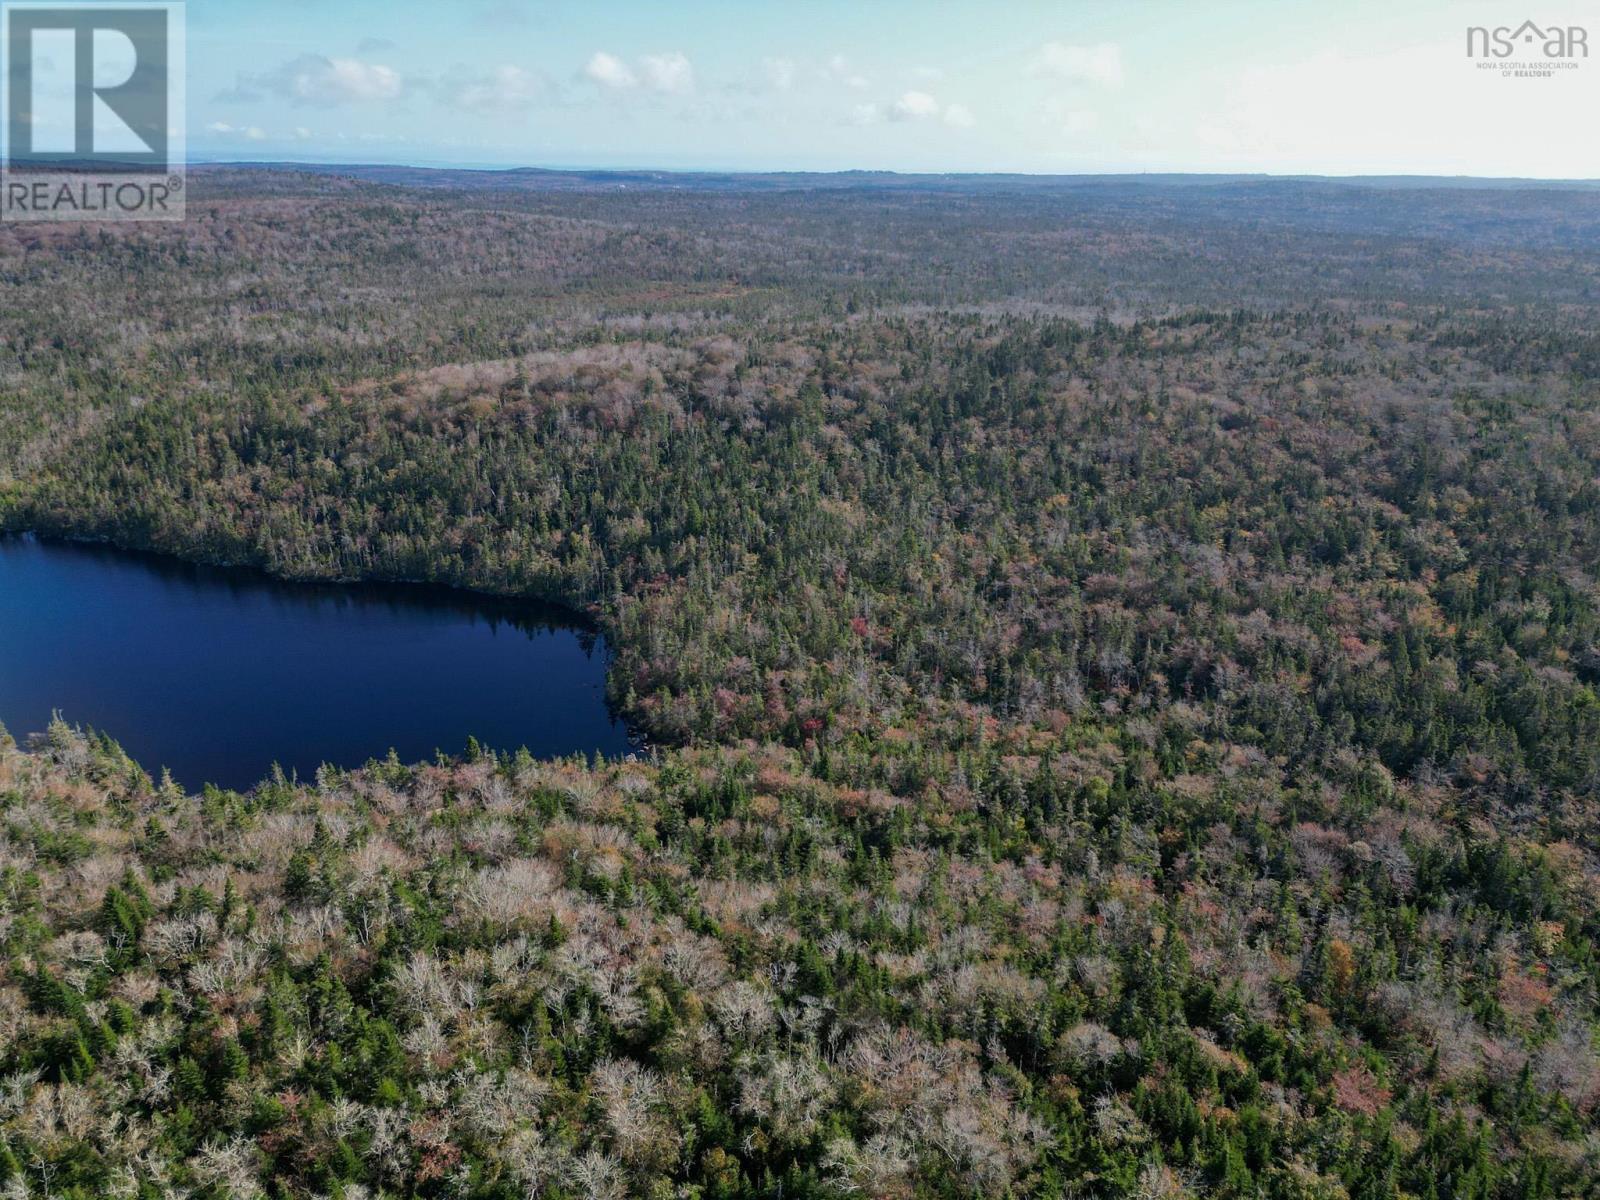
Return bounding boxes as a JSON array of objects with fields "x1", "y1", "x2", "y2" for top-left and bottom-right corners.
[{"x1": 184, "y1": 0, "x2": 1599, "y2": 176}]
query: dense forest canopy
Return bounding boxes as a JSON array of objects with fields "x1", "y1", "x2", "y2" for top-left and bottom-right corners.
[{"x1": 2, "y1": 169, "x2": 1600, "y2": 1198}]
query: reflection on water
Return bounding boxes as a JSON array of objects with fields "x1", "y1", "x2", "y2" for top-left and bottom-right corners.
[{"x1": 0, "y1": 534, "x2": 635, "y2": 790}]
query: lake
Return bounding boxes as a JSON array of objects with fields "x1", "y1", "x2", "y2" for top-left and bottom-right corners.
[{"x1": 0, "y1": 535, "x2": 636, "y2": 790}]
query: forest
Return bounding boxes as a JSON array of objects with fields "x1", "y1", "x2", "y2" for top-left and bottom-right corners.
[{"x1": 2, "y1": 168, "x2": 1600, "y2": 1198}]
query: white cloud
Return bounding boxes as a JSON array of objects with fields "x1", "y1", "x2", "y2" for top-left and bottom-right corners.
[
  {"x1": 442, "y1": 64, "x2": 548, "y2": 112},
  {"x1": 293, "y1": 126, "x2": 313, "y2": 140},
  {"x1": 1033, "y1": 42, "x2": 1124, "y2": 87},
  {"x1": 584, "y1": 50, "x2": 694, "y2": 95},
  {"x1": 639, "y1": 51, "x2": 694, "y2": 94},
  {"x1": 826, "y1": 54, "x2": 869, "y2": 90},
  {"x1": 255, "y1": 55, "x2": 402, "y2": 106},
  {"x1": 1187, "y1": 40, "x2": 1600, "y2": 175},
  {"x1": 205, "y1": 121, "x2": 267, "y2": 140},
  {"x1": 890, "y1": 90, "x2": 941, "y2": 121},
  {"x1": 584, "y1": 50, "x2": 635, "y2": 89},
  {"x1": 881, "y1": 91, "x2": 974, "y2": 129},
  {"x1": 764, "y1": 57, "x2": 796, "y2": 91},
  {"x1": 1041, "y1": 97, "x2": 1100, "y2": 136},
  {"x1": 849, "y1": 102, "x2": 881, "y2": 126}
]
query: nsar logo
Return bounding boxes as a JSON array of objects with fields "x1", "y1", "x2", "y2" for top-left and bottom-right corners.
[{"x1": 1467, "y1": 20, "x2": 1588, "y2": 57}]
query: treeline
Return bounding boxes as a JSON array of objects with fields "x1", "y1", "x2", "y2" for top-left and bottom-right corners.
[
  {"x1": 10, "y1": 311, "x2": 1600, "y2": 799},
  {"x1": 2, "y1": 713, "x2": 1597, "y2": 1199},
  {"x1": 3, "y1": 171, "x2": 1600, "y2": 1196}
]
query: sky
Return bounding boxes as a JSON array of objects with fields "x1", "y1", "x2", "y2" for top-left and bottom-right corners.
[{"x1": 176, "y1": 0, "x2": 1599, "y2": 177}]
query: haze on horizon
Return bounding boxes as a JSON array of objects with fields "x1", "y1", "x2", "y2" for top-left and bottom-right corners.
[{"x1": 175, "y1": 0, "x2": 1596, "y2": 179}]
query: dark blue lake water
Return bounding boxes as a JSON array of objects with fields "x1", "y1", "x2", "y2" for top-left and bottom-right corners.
[{"x1": 0, "y1": 535, "x2": 635, "y2": 790}]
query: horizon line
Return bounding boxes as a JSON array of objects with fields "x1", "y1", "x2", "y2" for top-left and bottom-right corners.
[{"x1": 182, "y1": 157, "x2": 1600, "y2": 187}]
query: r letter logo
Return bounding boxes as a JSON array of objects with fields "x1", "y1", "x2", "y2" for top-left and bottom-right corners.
[{"x1": 2, "y1": 2, "x2": 185, "y2": 220}]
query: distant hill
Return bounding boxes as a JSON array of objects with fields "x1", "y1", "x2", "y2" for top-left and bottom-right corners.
[{"x1": 191, "y1": 160, "x2": 1600, "y2": 193}]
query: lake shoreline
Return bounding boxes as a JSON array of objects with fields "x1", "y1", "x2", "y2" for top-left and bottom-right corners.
[
  {"x1": 1, "y1": 527, "x2": 608, "y2": 633},
  {"x1": 0, "y1": 533, "x2": 644, "y2": 790}
]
